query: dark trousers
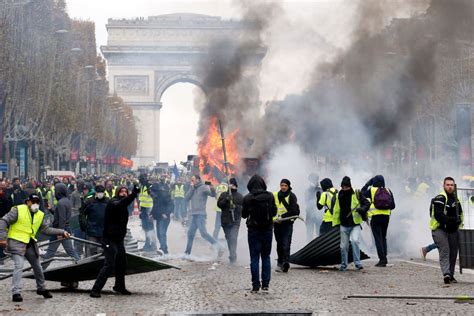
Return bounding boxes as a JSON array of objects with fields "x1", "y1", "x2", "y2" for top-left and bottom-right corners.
[
  {"x1": 320, "y1": 221, "x2": 333, "y2": 235},
  {"x1": 273, "y1": 223, "x2": 293, "y2": 267},
  {"x1": 222, "y1": 223, "x2": 240, "y2": 263},
  {"x1": 92, "y1": 240, "x2": 127, "y2": 293},
  {"x1": 371, "y1": 215, "x2": 390, "y2": 264},
  {"x1": 248, "y1": 229, "x2": 272, "y2": 289},
  {"x1": 156, "y1": 216, "x2": 171, "y2": 254}
]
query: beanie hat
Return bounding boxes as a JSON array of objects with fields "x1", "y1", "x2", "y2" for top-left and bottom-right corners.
[
  {"x1": 341, "y1": 176, "x2": 352, "y2": 188},
  {"x1": 280, "y1": 179, "x2": 292, "y2": 190}
]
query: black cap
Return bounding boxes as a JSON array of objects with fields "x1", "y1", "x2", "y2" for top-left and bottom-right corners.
[
  {"x1": 28, "y1": 194, "x2": 41, "y2": 204},
  {"x1": 229, "y1": 178, "x2": 238, "y2": 187},
  {"x1": 341, "y1": 176, "x2": 352, "y2": 188},
  {"x1": 95, "y1": 185, "x2": 105, "y2": 193}
]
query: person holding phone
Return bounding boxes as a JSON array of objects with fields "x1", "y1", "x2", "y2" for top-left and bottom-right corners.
[{"x1": 183, "y1": 175, "x2": 223, "y2": 257}]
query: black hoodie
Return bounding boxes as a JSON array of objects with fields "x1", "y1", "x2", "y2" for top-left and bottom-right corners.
[
  {"x1": 242, "y1": 175, "x2": 277, "y2": 231},
  {"x1": 102, "y1": 185, "x2": 138, "y2": 242}
]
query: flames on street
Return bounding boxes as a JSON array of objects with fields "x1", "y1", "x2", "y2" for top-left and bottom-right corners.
[{"x1": 198, "y1": 117, "x2": 240, "y2": 183}]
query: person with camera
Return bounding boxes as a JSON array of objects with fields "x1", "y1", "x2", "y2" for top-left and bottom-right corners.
[
  {"x1": 90, "y1": 184, "x2": 140, "y2": 298},
  {"x1": 183, "y1": 175, "x2": 222, "y2": 257}
]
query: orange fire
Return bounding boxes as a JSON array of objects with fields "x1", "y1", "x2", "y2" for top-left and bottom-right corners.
[{"x1": 198, "y1": 117, "x2": 240, "y2": 184}]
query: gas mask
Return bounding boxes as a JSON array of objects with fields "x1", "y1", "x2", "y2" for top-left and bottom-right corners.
[
  {"x1": 96, "y1": 192, "x2": 105, "y2": 199},
  {"x1": 30, "y1": 204, "x2": 40, "y2": 213}
]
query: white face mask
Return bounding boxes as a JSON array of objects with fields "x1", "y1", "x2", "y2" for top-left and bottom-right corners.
[
  {"x1": 30, "y1": 204, "x2": 40, "y2": 212},
  {"x1": 96, "y1": 192, "x2": 105, "y2": 199}
]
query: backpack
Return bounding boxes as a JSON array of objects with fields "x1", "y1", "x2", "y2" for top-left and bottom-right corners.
[
  {"x1": 373, "y1": 187, "x2": 394, "y2": 210},
  {"x1": 329, "y1": 189, "x2": 338, "y2": 214},
  {"x1": 249, "y1": 194, "x2": 274, "y2": 227}
]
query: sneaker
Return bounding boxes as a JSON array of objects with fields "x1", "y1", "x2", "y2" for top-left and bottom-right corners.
[
  {"x1": 12, "y1": 294, "x2": 23, "y2": 302},
  {"x1": 282, "y1": 262, "x2": 290, "y2": 273},
  {"x1": 261, "y1": 286, "x2": 269, "y2": 292},
  {"x1": 157, "y1": 249, "x2": 164, "y2": 256},
  {"x1": 251, "y1": 287, "x2": 259, "y2": 293},
  {"x1": 113, "y1": 287, "x2": 132, "y2": 295},
  {"x1": 36, "y1": 289, "x2": 53, "y2": 298},
  {"x1": 375, "y1": 262, "x2": 387, "y2": 267},
  {"x1": 421, "y1": 247, "x2": 427, "y2": 261},
  {"x1": 444, "y1": 275, "x2": 451, "y2": 284},
  {"x1": 355, "y1": 265, "x2": 364, "y2": 270},
  {"x1": 90, "y1": 291, "x2": 101, "y2": 298},
  {"x1": 450, "y1": 276, "x2": 458, "y2": 283},
  {"x1": 339, "y1": 266, "x2": 346, "y2": 272}
]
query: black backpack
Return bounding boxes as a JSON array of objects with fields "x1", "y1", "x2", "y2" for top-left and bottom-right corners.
[{"x1": 249, "y1": 194, "x2": 274, "y2": 227}]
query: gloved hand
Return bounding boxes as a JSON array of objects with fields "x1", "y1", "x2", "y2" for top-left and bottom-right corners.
[
  {"x1": 456, "y1": 218, "x2": 462, "y2": 226},
  {"x1": 316, "y1": 191, "x2": 321, "y2": 201},
  {"x1": 133, "y1": 185, "x2": 140, "y2": 194},
  {"x1": 357, "y1": 208, "x2": 368, "y2": 221}
]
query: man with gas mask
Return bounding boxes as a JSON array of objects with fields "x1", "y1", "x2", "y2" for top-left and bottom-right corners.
[
  {"x1": 81, "y1": 184, "x2": 109, "y2": 256},
  {"x1": 0, "y1": 194, "x2": 71, "y2": 302},
  {"x1": 90, "y1": 184, "x2": 140, "y2": 298}
]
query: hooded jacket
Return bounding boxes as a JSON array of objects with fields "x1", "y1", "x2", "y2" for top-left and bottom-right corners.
[
  {"x1": 217, "y1": 188, "x2": 243, "y2": 226},
  {"x1": 82, "y1": 196, "x2": 110, "y2": 237},
  {"x1": 185, "y1": 180, "x2": 216, "y2": 216},
  {"x1": 242, "y1": 175, "x2": 277, "y2": 231},
  {"x1": 52, "y1": 183, "x2": 72, "y2": 230},
  {"x1": 150, "y1": 181, "x2": 174, "y2": 219},
  {"x1": 361, "y1": 175, "x2": 396, "y2": 210},
  {"x1": 102, "y1": 186, "x2": 138, "y2": 242}
]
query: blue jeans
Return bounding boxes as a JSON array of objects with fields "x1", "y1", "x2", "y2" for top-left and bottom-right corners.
[
  {"x1": 340, "y1": 225, "x2": 362, "y2": 269},
  {"x1": 213, "y1": 211, "x2": 222, "y2": 240},
  {"x1": 156, "y1": 216, "x2": 171, "y2": 254},
  {"x1": 174, "y1": 198, "x2": 186, "y2": 220},
  {"x1": 425, "y1": 242, "x2": 437, "y2": 252},
  {"x1": 185, "y1": 214, "x2": 217, "y2": 254},
  {"x1": 73, "y1": 227, "x2": 85, "y2": 257},
  {"x1": 140, "y1": 207, "x2": 157, "y2": 251},
  {"x1": 248, "y1": 229, "x2": 272, "y2": 289}
]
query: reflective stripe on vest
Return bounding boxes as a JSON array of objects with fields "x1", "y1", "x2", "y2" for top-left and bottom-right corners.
[
  {"x1": 8, "y1": 204, "x2": 44, "y2": 244},
  {"x1": 430, "y1": 191, "x2": 464, "y2": 231},
  {"x1": 139, "y1": 187, "x2": 153, "y2": 208},
  {"x1": 174, "y1": 184, "x2": 185, "y2": 198},
  {"x1": 332, "y1": 191, "x2": 363, "y2": 227},
  {"x1": 215, "y1": 184, "x2": 228, "y2": 212},
  {"x1": 273, "y1": 192, "x2": 290, "y2": 220},
  {"x1": 319, "y1": 188, "x2": 337, "y2": 223},
  {"x1": 105, "y1": 187, "x2": 116, "y2": 199},
  {"x1": 367, "y1": 187, "x2": 391, "y2": 217}
]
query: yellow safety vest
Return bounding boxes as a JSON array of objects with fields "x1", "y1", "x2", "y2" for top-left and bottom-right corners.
[
  {"x1": 430, "y1": 191, "x2": 464, "y2": 231},
  {"x1": 8, "y1": 205, "x2": 45, "y2": 244},
  {"x1": 174, "y1": 184, "x2": 185, "y2": 198},
  {"x1": 215, "y1": 183, "x2": 228, "y2": 212},
  {"x1": 367, "y1": 187, "x2": 391, "y2": 217},
  {"x1": 105, "y1": 187, "x2": 116, "y2": 199},
  {"x1": 273, "y1": 192, "x2": 291, "y2": 221},
  {"x1": 319, "y1": 188, "x2": 337, "y2": 223},
  {"x1": 139, "y1": 186, "x2": 153, "y2": 208},
  {"x1": 332, "y1": 190, "x2": 363, "y2": 227},
  {"x1": 46, "y1": 186, "x2": 58, "y2": 206}
]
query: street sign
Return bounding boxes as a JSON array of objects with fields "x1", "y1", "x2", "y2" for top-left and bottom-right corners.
[{"x1": 0, "y1": 163, "x2": 8, "y2": 172}]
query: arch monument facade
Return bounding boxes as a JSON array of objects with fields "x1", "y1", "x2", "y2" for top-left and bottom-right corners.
[{"x1": 101, "y1": 13, "x2": 265, "y2": 167}]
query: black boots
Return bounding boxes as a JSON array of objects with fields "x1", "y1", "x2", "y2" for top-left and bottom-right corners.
[
  {"x1": 12, "y1": 294, "x2": 23, "y2": 302},
  {"x1": 37, "y1": 289, "x2": 53, "y2": 298}
]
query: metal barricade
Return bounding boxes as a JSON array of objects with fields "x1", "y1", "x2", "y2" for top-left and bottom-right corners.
[{"x1": 456, "y1": 187, "x2": 474, "y2": 273}]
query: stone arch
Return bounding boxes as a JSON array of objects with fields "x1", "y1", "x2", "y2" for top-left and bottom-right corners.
[{"x1": 154, "y1": 72, "x2": 206, "y2": 103}]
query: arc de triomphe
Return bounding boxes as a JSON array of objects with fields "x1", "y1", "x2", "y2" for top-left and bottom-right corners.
[{"x1": 101, "y1": 13, "x2": 265, "y2": 167}]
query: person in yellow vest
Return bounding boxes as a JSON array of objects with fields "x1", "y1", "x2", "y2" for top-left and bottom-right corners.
[
  {"x1": 172, "y1": 178, "x2": 187, "y2": 222},
  {"x1": 213, "y1": 180, "x2": 228, "y2": 240},
  {"x1": 104, "y1": 180, "x2": 116, "y2": 199},
  {"x1": 0, "y1": 194, "x2": 71, "y2": 302},
  {"x1": 361, "y1": 175, "x2": 395, "y2": 267},
  {"x1": 138, "y1": 175, "x2": 156, "y2": 252},
  {"x1": 430, "y1": 177, "x2": 463, "y2": 284},
  {"x1": 273, "y1": 179, "x2": 300, "y2": 273},
  {"x1": 332, "y1": 176, "x2": 370, "y2": 271},
  {"x1": 317, "y1": 178, "x2": 337, "y2": 235}
]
